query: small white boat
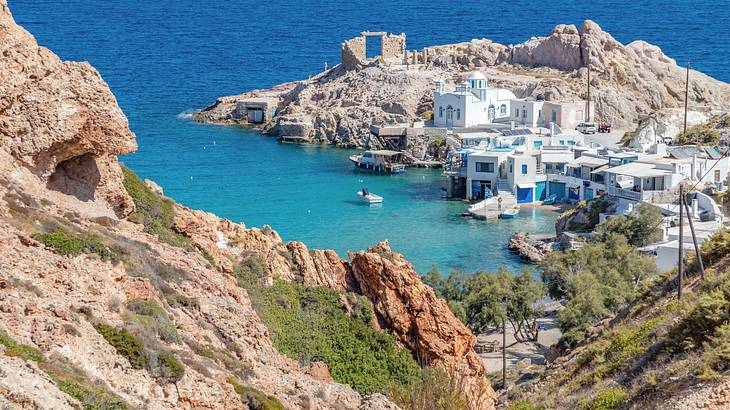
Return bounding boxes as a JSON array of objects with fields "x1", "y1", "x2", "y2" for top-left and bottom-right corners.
[
  {"x1": 500, "y1": 209, "x2": 519, "y2": 219},
  {"x1": 357, "y1": 189, "x2": 383, "y2": 204}
]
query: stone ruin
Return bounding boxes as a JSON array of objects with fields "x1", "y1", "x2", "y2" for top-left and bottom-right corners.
[{"x1": 341, "y1": 31, "x2": 406, "y2": 69}]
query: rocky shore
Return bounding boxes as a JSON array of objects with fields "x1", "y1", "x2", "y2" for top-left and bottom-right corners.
[
  {"x1": 0, "y1": 2, "x2": 493, "y2": 408},
  {"x1": 195, "y1": 21, "x2": 730, "y2": 151}
]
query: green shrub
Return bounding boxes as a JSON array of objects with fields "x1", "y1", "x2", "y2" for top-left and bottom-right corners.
[
  {"x1": 157, "y1": 353, "x2": 185, "y2": 384},
  {"x1": 228, "y1": 378, "x2": 284, "y2": 410},
  {"x1": 581, "y1": 387, "x2": 628, "y2": 410},
  {"x1": 0, "y1": 330, "x2": 128, "y2": 409},
  {"x1": 94, "y1": 324, "x2": 149, "y2": 369},
  {"x1": 674, "y1": 120, "x2": 721, "y2": 145},
  {"x1": 508, "y1": 400, "x2": 539, "y2": 410},
  {"x1": 0, "y1": 330, "x2": 44, "y2": 362},
  {"x1": 239, "y1": 279, "x2": 421, "y2": 395},
  {"x1": 202, "y1": 250, "x2": 215, "y2": 267},
  {"x1": 697, "y1": 323, "x2": 730, "y2": 380},
  {"x1": 127, "y1": 299, "x2": 179, "y2": 342},
  {"x1": 32, "y1": 230, "x2": 114, "y2": 260},
  {"x1": 121, "y1": 166, "x2": 190, "y2": 248},
  {"x1": 420, "y1": 110, "x2": 433, "y2": 120},
  {"x1": 388, "y1": 368, "x2": 472, "y2": 410},
  {"x1": 233, "y1": 256, "x2": 268, "y2": 288}
]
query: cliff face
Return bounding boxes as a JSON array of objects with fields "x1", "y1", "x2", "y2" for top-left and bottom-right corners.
[
  {"x1": 196, "y1": 21, "x2": 730, "y2": 148},
  {"x1": 0, "y1": 2, "x2": 493, "y2": 408}
]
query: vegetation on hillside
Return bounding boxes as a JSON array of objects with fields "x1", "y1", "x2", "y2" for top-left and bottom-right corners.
[
  {"x1": 673, "y1": 114, "x2": 729, "y2": 145},
  {"x1": 423, "y1": 269, "x2": 545, "y2": 342},
  {"x1": 541, "y1": 233, "x2": 657, "y2": 346},
  {"x1": 594, "y1": 203, "x2": 664, "y2": 247},
  {"x1": 32, "y1": 229, "x2": 116, "y2": 260},
  {"x1": 121, "y1": 165, "x2": 190, "y2": 248},
  {"x1": 0, "y1": 329, "x2": 130, "y2": 409},
  {"x1": 507, "y1": 229, "x2": 730, "y2": 408},
  {"x1": 233, "y1": 256, "x2": 422, "y2": 395}
]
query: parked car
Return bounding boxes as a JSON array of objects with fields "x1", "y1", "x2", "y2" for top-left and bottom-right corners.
[
  {"x1": 597, "y1": 122, "x2": 612, "y2": 133},
  {"x1": 576, "y1": 122, "x2": 597, "y2": 134}
]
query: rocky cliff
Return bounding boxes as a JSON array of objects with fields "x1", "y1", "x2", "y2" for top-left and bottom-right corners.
[
  {"x1": 0, "y1": 2, "x2": 493, "y2": 408},
  {"x1": 195, "y1": 21, "x2": 730, "y2": 148}
]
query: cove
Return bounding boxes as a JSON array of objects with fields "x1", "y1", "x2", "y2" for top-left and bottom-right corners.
[{"x1": 124, "y1": 121, "x2": 557, "y2": 274}]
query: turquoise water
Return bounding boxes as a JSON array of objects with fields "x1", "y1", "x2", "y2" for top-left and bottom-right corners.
[
  {"x1": 144, "y1": 123, "x2": 557, "y2": 273},
  {"x1": 11, "y1": 0, "x2": 728, "y2": 273}
]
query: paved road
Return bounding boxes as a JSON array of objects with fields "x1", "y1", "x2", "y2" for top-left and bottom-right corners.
[{"x1": 581, "y1": 129, "x2": 627, "y2": 148}]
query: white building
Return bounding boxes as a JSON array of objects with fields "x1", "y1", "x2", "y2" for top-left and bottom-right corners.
[{"x1": 433, "y1": 71, "x2": 516, "y2": 128}]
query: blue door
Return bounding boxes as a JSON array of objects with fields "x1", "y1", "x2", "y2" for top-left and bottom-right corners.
[
  {"x1": 585, "y1": 188, "x2": 594, "y2": 200},
  {"x1": 535, "y1": 181, "x2": 547, "y2": 201},
  {"x1": 549, "y1": 182, "x2": 566, "y2": 200},
  {"x1": 517, "y1": 187, "x2": 533, "y2": 203},
  {"x1": 569, "y1": 186, "x2": 580, "y2": 201}
]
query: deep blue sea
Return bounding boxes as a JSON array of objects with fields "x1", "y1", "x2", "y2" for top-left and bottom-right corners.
[{"x1": 10, "y1": 0, "x2": 729, "y2": 274}]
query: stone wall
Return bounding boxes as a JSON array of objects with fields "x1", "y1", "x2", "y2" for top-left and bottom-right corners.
[
  {"x1": 341, "y1": 32, "x2": 406, "y2": 70},
  {"x1": 341, "y1": 36, "x2": 366, "y2": 70}
]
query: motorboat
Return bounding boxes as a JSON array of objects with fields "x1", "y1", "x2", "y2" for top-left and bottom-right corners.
[
  {"x1": 542, "y1": 194, "x2": 558, "y2": 205},
  {"x1": 357, "y1": 189, "x2": 383, "y2": 204},
  {"x1": 500, "y1": 209, "x2": 519, "y2": 219}
]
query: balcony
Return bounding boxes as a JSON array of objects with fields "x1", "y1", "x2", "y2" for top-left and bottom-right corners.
[{"x1": 607, "y1": 186, "x2": 642, "y2": 201}]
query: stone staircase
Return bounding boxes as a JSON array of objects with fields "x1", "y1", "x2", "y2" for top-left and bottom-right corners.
[{"x1": 468, "y1": 179, "x2": 517, "y2": 219}]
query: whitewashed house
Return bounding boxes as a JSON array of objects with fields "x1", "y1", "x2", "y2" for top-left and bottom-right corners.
[{"x1": 433, "y1": 71, "x2": 516, "y2": 128}]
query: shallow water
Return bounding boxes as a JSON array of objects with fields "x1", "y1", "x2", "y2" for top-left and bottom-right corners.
[{"x1": 10, "y1": 0, "x2": 729, "y2": 273}]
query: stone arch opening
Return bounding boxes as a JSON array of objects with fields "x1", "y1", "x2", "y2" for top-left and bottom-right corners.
[{"x1": 46, "y1": 153, "x2": 100, "y2": 202}]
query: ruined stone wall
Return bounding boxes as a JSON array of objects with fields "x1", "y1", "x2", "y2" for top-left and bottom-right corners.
[
  {"x1": 341, "y1": 36, "x2": 366, "y2": 70},
  {"x1": 381, "y1": 33, "x2": 406, "y2": 60}
]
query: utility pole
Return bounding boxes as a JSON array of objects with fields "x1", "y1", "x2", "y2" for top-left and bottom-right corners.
[
  {"x1": 502, "y1": 318, "x2": 507, "y2": 390},
  {"x1": 586, "y1": 60, "x2": 591, "y2": 122},
  {"x1": 683, "y1": 196, "x2": 706, "y2": 281},
  {"x1": 678, "y1": 186, "x2": 684, "y2": 300},
  {"x1": 683, "y1": 61, "x2": 690, "y2": 137}
]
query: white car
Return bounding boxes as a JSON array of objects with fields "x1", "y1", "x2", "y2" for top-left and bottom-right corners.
[{"x1": 576, "y1": 122, "x2": 597, "y2": 134}]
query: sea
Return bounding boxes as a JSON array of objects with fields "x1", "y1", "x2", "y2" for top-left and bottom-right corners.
[{"x1": 9, "y1": 0, "x2": 729, "y2": 274}]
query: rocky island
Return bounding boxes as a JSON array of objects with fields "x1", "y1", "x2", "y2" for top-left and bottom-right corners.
[{"x1": 195, "y1": 22, "x2": 730, "y2": 155}]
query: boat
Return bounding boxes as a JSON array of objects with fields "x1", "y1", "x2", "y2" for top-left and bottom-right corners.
[
  {"x1": 500, "y1": 209, "x2": 519, "y2": 219},
  {"x1": 542, "y1": 194, "x2": 558, "y2": 205},
  {"x1": 357, "y1": 188, "x2": 383, "y2": 204},
  {"x1": 349, "y1": 150, "x2": 407, "y2": 174}
]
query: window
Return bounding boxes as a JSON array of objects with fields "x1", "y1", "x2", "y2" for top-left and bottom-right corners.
[
  {"x1": 456, "y1": 109, "x2": 461, "y2": 120},
  {"x1": 521, "y1": 164, "x2": 528, "y2": 175},
  {"x1": 515, "y1": 108, "x2": 519, "y2": 117},
  {"x1": 551, "y1": 111, "x2": 557, "y2": 122},
  {"x1": 500, "y1": 104, "x2": 507, "y2": 115},
  {"x1": 533, "y1": 141, "x2": 543, "y2": 149},
  {"x1": 510, "y1": 164, "x2": 513, "y2": 173},
  {"x1": 559, "y1": 140, "x2": 565, "y2": 145},
  {"x1": 476, "y1": 162, "x2": 494, "y2": 173},
  {"x1": 439, "y1": 106, "x2": 443, "y2": 118},
  {"x1": 715, "y1": 169, "x2": 721, "y2": 182},
  {"x1": 522, "y1": 109, "x2": 527, "y2": 119}
]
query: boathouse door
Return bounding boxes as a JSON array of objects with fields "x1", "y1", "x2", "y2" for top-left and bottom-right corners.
[{"x1": 247, "y1": 108, "x2": 264, "y2": 123}]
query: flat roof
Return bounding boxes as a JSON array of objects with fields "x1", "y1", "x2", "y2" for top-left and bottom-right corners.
[
  {"x1": 570, "y1": 156, "x2": 609, "y2": 167},
  {"x1": 604, "y1": 162, "x2": 674, "y2": 178},
  {"x1": 366, "y1": 150, "x2": 401, "y2": 156},
  {"x1": 607, "y1": 152, "x2": 640, "y2": 158}
]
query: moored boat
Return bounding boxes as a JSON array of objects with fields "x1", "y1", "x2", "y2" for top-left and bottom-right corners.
[
  {"x1": 357, "y1": 188, "x2": 383, "y2": 204},
  {"x1": 542, "y1": 194, "x2": 558, "y2": 205},
  {"x1": 350, "y1": 150, "x2": 407, "y2": 174},
  {"x1": 500, "y1": 208, "x2": 519, "y2": 219}
]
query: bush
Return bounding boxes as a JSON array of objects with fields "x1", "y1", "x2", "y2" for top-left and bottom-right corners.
[
  {"x1": 0, "y1": 329, "x2": 44, "y2": 362},
  {"x1": 228, "y1": 378, "x2": 284, "y2": 410},
  {"x1": 388, "y1": 368, "x2": 471, "y2": 410},
  {"x1": 674, "y1": 120, "x2": 721, "y2": 145},
  {"x1": 127, "y1": 299, "x2": 179, "y2": 343},
  {"x1": 594, "y1": 203, "x2": 664, "y2": 247},
  {"x1": 121, "y1": 166, "x2": 190, "y2": 248},
  {"x1": 202, "y1": 250, "x2": 215, "y2": 266},
  {"x1": 580, "y1": 387, "x2": 628, "y2": 410},
  {"x1": 0, "y1": 329, "x2": 129, "y2": 409},
  {"x1": 32, "y1": 230, "x2": 114, "y2": 260},
  {"x1": 94, "y1": 324, "x2": 149, "y2": 369},
  {"x1": 157, "y1": 353, "x2": 185, "y2": 384},
  {"x1": 420, "y1": 110, "x2": 433, "y2": 120},
  {"x1": 238, "y1": 279, "x2": 421, "y2": 395},
  {"x1": 233, "y1": 255, "x2": 268, "y2": 288}
]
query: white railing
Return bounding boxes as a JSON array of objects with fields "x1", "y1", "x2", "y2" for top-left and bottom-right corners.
[{"x1": 608, "y1": 186, "x2": 641, "y2": 201}]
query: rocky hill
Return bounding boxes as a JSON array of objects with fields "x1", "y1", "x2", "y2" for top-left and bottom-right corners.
[
  {"x1": 500, "y1": 230, "x2": 730, "y2": 409},
  {"x1": 0, "y1": 2, "x2": 493, "y2": 409},
  {"x1": 195, "y1": 21, "x2": 730, "y2": 148}
]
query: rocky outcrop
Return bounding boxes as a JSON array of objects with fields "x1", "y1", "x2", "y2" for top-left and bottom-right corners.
[
  {"x1": 349, "y1": 241, "x2": 495, "y2": 407},
  {"x1": 508, "y1": 232, "x2": 554, "y2": 263},
  {"x1": 196, "y1": 20, "x2": 730, "y2": 147},
  {"x1": 625, "y1": 109, "x2": 712, "y2": 150},
  {"x1": 0, "y1": 0, "x2": 136, "y2": 217}
]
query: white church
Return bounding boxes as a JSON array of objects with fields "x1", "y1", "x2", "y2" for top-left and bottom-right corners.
[{"x1": 433, "y1": 71, "x2": 516, "y2": 128}]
